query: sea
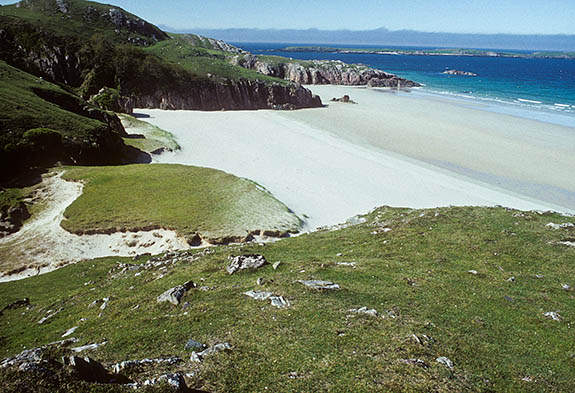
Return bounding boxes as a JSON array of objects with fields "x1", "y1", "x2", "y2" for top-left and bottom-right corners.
[{"x1": 233, "y1": 42, "x2": 575, "y2": 128}]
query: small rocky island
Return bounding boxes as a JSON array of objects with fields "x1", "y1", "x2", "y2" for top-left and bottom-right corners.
[
  {"x1": 330, "y1": 95, "x2": 357, "y2": 104},
  {"x1": 442, "y1": 69, "x2": 478, "y2": 76}
]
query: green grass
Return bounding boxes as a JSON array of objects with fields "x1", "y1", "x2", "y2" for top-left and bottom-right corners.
[
  {"x1": 119, "y1": 114, "x2": 180, "y2": 154},
  {"x1": 61, "y1": 164, "x2": 302, "y2": 242},
  {"x1": 0, "y1": 0, "x2": 167, "y2": 46},
  {"x1": 1, "y1": 206, "x2": 574, "y2": 391},
  {"x1": 145, "y1": 35, "x2": 286, "y2": 84},
  {"x1": 0, "y1": 188, "x2": 23, "y2": 214}
]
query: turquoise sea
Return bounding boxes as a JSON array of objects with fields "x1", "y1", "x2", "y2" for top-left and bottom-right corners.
[{"x1": 235, "y1": 42, "x2": 575, "y2": 128}]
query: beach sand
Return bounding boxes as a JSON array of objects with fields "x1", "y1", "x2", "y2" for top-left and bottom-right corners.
[{"x1": 138, "y1": 85, "x2": 575, "y2": 230}]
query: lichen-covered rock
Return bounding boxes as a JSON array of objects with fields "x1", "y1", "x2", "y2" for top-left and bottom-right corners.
[
  {"x1": 297, "y1": 280, "x2": 341, "y2": 290},
  {"x1": 227, "y1": 254, "x2": 269, "y2": 274},
  {"x1": 157, "y1": 281, "x2": 196, "y2": 305}
]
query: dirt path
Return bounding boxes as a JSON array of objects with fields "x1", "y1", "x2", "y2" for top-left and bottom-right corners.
[{"x1": 0, "y1": 172, "x2": 191, "y2": 282}]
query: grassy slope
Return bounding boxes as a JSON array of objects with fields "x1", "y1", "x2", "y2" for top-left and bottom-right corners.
[
  {"x1": 0, "y1": 60, "x2": 105, "y2": 146},
  {"x1": 119, "y1": 114, "x2": 180, "y2": 154},
  {"x1": 144, "y1": 35, "x2": 285, "y2": 84},
  {"x1": 1, "y1": 206, "x2": 574, "y2": 392},
  {"x1": 0, "y1": 0, "x2": 167, "y2": 45},
  {"x1": 61, "y1": 164, "x2": 302, "y2": 241}
]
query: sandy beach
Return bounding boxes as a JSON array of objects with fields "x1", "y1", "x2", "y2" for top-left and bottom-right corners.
[{"x1": 137, "y1": 85, "x2": 575, "y2": 230}]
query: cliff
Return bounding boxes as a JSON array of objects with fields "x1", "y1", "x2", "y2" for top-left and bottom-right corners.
[
  {"x1": 0, "y1": 1, "x2": 322, "y2": 112},
  {"x1": 126, "y1": 79, "x2": 321, "y2": 111},
  {"x1": 231, "y1": 54, "x2": 421, "y2": 88}
]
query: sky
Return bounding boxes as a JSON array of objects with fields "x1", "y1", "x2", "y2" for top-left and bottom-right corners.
[{"x1": 2, "y1": 0, "x2": 575, "y2": 35}]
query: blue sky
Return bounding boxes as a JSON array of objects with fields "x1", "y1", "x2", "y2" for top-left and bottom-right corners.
[{"x1": 2, "y1": 0, "x2": 575, "y2": 34}]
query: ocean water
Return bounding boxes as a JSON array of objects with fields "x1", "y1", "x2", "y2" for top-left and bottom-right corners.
[{"x1": 234, "y1": 42, "x2": 575, "y2": 128}]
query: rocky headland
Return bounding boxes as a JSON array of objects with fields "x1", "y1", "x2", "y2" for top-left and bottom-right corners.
[{"x1": 231, "y1": 54, "x2": 421, "y2": 87}]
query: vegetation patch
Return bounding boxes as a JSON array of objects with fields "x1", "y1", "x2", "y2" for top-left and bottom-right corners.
[
  {"x1": 61, "y1": 164, "x2": 302, "y2": 243},
  {"x1": 0, "y1": 206, "x2": 574, "y2": 391},
  {"x1": 119, "y1": 114, "x2": 180, "y2": 154},
  {"x1": 145, "y1": 35, "x2": 286, "y2": 84}
]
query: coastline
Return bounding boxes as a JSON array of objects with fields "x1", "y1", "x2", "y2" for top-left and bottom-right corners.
[{"x1": 138, "y1": 85, "x2": 574, "y2": 230}]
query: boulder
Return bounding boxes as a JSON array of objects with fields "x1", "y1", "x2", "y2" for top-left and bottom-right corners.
[
  {"x1": 190, "y1": 343, "x2": 232, "y2": 362},
  {"x1": 227, "y1": 254, "x2": 269, "y2": 274},
  {"x1": 157, "y1": 281, "x2": 196, "y2": 305},
  {"x1": 297, "y1": 280, "x2": 340, "y2": 290}
]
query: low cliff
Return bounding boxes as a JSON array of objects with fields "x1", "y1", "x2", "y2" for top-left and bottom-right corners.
[
  {"x1": 126, "y1": 79, "x2": 321, "y2": 111},
  {"x1": 231, "y1": 54, "x2": 421, "y2": 88}
]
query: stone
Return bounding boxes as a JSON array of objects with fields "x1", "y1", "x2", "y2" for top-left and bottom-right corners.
[
  {"x1": 348, "y1": 307, "x2": 378, "y2": 317},
  {"x1": 297, "y1": 280, "x2": 340, "y2": 290},
  {"x1": 38, "y1": 309, "x2": 61, "y2": 324},
  {"x1": 273, "y1": 261, "x2": 281, "y2": 270},
  {"x1": 543, "y1": 311, "x2": 561, "y2": 321},
  {"x1": 562, "y1": 284, "x2": 572, "y2": 291},
  {"x1": 269, "y1": 296, "x2": 291, "y2": 309},
  {"x1": 468, "y1": 270, "x2": 478, "y2": 275},
  {"x1": 401, "y1": 358, "x2": 429, "y2": 368},
  {"x1": 1, "y1": 348, "x2": 43, "y2": 369},
  {"x1": 62, "y1": 326, "x2": 78, "y2": 338},
  {"x1": 185, "y1": 339, "x2": 207, "y2": 351},
  {"x1": 112, "y1": 357, "x2": 182, "y2": 373},
  {"x1": 257, "y1": 277, "x2": 265, "y2": 286},
  {"x1": 190, "y1": 342, "x2": 231, "y2": 362},
  {"x1": 335, "y1": 262, "x2": 356, "y2": 267},
  {"x1": 436, "y1": 356, "x2": 454, "y2": 369},
  {"x1": 142, "y1": 373, "x2": 187, "y2": 391},
  {"x1": 507, "y1": 277, "x2": 515, "y2": 282},
  {"x1": 330, "y1": 95, "x2": 357, "y2": 104},
  {"x1": 227, "y1": 254, "x2": 268, "y2": 274},
  {"x1": 244, "y1": 290, "x2": 273, "y2": 301},
  {"x1": 157, "y1": 281, "x2": 196, "y2": 305},
  {"x1": 546, "y1": 222, "x2": 574, "y2": 229},
  {"x1": 71, "y1": 341, "x2": 107, "y2": 353}
]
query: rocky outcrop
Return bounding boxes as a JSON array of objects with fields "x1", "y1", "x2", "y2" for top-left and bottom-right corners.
[
  {"x1": 231, "y1": 54, "x2": 420, "y2": 88},
  {"x1": 443, "y1": 69, "x2": 478, "y2": 76},
  {"x1": 127, "y1": 79, "x2": 322, "y2": 111},
  {"x1": 0, "y1": 202, "x2": 30, "y2": 238}
]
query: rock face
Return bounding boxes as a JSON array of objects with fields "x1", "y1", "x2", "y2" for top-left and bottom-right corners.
[
  {"x1": 127, "y1": 79, "x2": 322, "y2": 112},
  {"x1": 231, "y1": 54, "x2": 420, "y2": 88},
  {"x1": 227, "y1": 254, "x2": 269, "y2": 274}
]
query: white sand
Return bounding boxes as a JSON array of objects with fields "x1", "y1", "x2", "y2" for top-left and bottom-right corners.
[
  {"x1": 0, "y1": 172, "x2": 190, "y2": 282},
  {"x1": 137, "y1": 85, "x2": 574, "y2": 230}
]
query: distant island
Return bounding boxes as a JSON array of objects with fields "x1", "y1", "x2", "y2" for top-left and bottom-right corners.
[
  {"x1": 442, "y1": 69, "x2": 478, "y2": 76},
  {"x1": 278, "y1": 46, "x2": 575, "y2": 59}
]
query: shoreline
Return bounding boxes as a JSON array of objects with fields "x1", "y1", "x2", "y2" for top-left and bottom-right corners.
[{"x1": 139, "y1": 85, "x2": 574, "y2": 230}]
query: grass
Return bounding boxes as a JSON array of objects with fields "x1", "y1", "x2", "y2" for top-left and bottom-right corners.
[
  {"x1": 0, "y1": 0, "x2": 168, "y2": 46},
  {"x1": 145, "y1": 35, "x2": 286, "y2": 84},
  {"x1": 1, "y1": 205, "x2": 574, "y2": 391},
  {"x1": 118, "y1": 114, "x2": 180, "y2": 154},
  {"x1": 61, "y1": 164, "x2": 302, "y2": 242}
]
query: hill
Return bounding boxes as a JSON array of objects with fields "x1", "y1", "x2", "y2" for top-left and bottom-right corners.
[{"x1": 1, "y1": 205, "x2": 574, "y2": 391}]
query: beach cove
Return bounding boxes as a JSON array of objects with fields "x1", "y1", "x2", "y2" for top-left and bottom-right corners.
[{"x1": 139, "y1": 85, "x2": 575, "y2": 230}]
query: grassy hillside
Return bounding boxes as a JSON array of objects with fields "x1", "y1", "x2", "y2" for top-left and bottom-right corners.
[
  {"x1": 0, "y1": 0, "x2": 168, "y2": 46},
  {"x1": 62, "y1": 164, "x2": 302, "y2": 243},
  {"x1": 145, "y1": 35, "x2": 285, "y2": 84},
  {"x1": 0, "y1": 60, "x2": 139, "y2": 180},
  {"x1": 1, "y1": 206, "x2": 574, "y2": 392},
  {"x1": 119, "y1": 114, "x2": 180, "y2": 154}
]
